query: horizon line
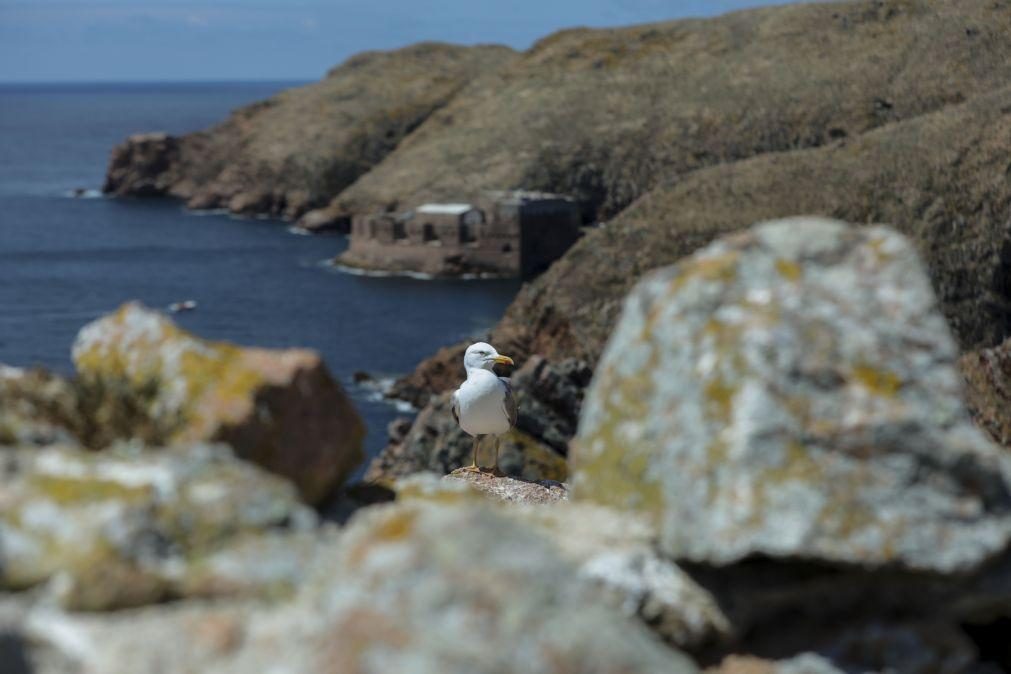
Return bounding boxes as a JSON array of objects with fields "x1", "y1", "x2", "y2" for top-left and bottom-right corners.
[{"x1": 0, "y1": 77, "x2": 316, "y2": 86}]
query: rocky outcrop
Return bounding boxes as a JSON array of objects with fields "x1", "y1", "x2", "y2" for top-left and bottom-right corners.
[
  {"x1": 0, "y1": 442, "x2": 317, "y2": 610},
  {"x1": 960, "y1": 337, "x2": 1011, "y2": 449},
  {"x1": 102, "y1": 133, "x2": 180, "y2": 198},
  {"x1": 505, "y1": 500, "x2": 732, "y2": 653},
  {"x1": 102, "y1": 43, "x2": 516, "y2": 220},
  {"x1": 570, "y1": 219, "x2": 1011, "y2": 668},
  {"x1": 389, "y1": 473, "x2": 729, "y2": 653},
  {"x1": 387, "y1": 341, "x2": 468, "y2": 408},
  {"x1": 13, "y1": 499, "x2": 699, "y2": 674},
  {"x1": 72, "y1": 303, "x2": 364, "y2": 504},
  {"x1": 572, "y1": 218, "x2": 1011, "y2": 571}
]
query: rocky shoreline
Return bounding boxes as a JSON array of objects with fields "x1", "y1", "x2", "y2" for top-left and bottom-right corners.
[{"x1": 6, "y1": 217, "x2": 1011, "y2": 671}]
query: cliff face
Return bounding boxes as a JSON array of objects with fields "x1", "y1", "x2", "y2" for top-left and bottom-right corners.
[
  {"x1": 378, "y1": 69, "x2": 1011, "y2": 481},
  {"x1": 103, "y1": 43, "x2": 516, "y2": 219}
]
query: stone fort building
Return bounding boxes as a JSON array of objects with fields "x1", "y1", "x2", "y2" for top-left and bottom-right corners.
[{"x1": 337, "y1": 191, "x2": 582, "y2": 278}]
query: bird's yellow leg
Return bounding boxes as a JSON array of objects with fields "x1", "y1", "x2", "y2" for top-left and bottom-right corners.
[
  {"x1": 463, "y1": 436, "x2": 481, "y2": 472},
  {"x1": 488, "y1": 436, "x2": 503, "y2": 476}
]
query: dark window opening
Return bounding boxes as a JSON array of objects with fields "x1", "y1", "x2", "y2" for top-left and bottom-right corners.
[{"x1": 423, "y1": 223, "x2": 437, "y2": 242}]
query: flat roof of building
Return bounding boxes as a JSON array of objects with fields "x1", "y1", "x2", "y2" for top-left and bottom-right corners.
[{"x1": 417, "y1": 203, "x2": 476, "y2": 215}]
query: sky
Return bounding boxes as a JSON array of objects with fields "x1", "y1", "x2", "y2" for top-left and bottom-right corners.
[{"x1": 0, "y1": 0, "x2": 806, "y2": 83}]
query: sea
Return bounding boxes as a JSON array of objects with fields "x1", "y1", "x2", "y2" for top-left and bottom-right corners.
[{"x1": 0, "y1": 81, "x2": 519, "y2": 468}]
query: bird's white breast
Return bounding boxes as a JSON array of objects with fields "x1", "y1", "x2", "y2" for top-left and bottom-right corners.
[{"x1": 456, "y1": 370, "x2": 511, "y2": 436}]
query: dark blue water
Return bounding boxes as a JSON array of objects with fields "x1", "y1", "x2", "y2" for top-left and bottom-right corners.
[{"x1": 0, "y1": 82, "x2": 519, "y2": 465}]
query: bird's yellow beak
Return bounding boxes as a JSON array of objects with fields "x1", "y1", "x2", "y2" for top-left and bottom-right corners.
[{"x1": 492, "y1": 355, "x2": 514, "y2": 366}]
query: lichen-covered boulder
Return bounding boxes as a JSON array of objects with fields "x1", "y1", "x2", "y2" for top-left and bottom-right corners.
[
  {"x1": 391, "y1": 473, "x2": 728, "y2": 652},
  {"x1": 0, "y1": 366, "x2": 80, "y2": 447},
  {"x1": 572, "y1": 218, "x2": 1011, "y2": 573},
  {"x1": 72, "y1": 303, "x2": 365, "y2": 503},
  {"x1": 18, "y1": 499, "x2": 698, "y2": 674},
  {"x1": 507, "y1": 501, "x2": 731, "y2": 652},
  {"x1": 0, "y1": 442, "x2": 317, "y2": 610}
]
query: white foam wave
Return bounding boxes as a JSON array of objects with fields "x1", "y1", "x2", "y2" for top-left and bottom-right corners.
[
  {"x1": 353, "y1": 375, "x2": 417, "y2": 413},
  {"x1": 65, "y1": 189, "x2": 103, "y2": 199},
  {"x1": 326, "y1": 262, "x2": 504, "y2": 281}
]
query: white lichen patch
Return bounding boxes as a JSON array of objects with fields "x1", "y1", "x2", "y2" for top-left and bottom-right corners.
[{"x1": 572, "y1": 217, "x2": 1011, "y2": 574}]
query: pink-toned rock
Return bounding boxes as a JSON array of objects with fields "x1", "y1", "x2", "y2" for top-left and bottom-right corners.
[
  {"x1": 72, "y1": 303, "x2": 365, "y2": 504},
  {"x1": 444, "y1": 469, "x2": 568, "y2": 504}
]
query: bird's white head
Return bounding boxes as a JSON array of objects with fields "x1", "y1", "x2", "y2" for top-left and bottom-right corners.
[{"x1": 463, "y1": 342, "x2": 514, "y2": 373}]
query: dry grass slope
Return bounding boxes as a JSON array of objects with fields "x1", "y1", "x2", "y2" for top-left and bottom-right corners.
[
  {"x1": 491, "y1": 84, "x2": 1011, "y2": 372},
  {"x1": 334, "y1": 0, "x2": 1011, "y2": 222}
]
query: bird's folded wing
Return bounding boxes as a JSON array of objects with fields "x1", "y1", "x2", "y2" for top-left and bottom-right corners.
[
  {"x1": 499, "y1": 377, "x2": 518, "y2": 427},
  {"x1": 451, "y1": 389, "x2": 461, "y2": 426}
]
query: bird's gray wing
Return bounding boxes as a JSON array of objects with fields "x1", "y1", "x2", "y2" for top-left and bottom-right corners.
[
  {"x1": 451, "y1": 389, "x2": 461, "y2": 426},
  {"x1": 499, "y1": 377, "x2": 518, "y2": 428}
]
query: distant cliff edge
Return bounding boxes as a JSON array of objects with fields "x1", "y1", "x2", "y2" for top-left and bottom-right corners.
[{"x1": 102, "y1": 42, "x2": 516, "y2": 224}]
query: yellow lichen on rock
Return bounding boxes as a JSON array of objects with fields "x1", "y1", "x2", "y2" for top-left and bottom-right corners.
[
  {"x1": 572, "y1": 218, "x2": 1011, "y2": 574},
  {"x1": 71, "y1": 303, "x2": 365, "y2": 504}
]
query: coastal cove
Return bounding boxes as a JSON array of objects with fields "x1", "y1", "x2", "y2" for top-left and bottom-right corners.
[{"x1": 0, "y1": 82, "x2": 520, "y2": 466}]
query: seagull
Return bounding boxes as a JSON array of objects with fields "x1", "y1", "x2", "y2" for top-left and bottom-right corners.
[{"x1": 451, "y1": 342, "x2": 517, "y2": 474}]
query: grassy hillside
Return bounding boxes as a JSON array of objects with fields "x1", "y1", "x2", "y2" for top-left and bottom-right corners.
[{"x1": 333, "y1": 0, "x2": 1011, "y2": 222}]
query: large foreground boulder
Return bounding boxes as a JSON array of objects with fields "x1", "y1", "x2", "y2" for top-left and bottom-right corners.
[
  {"x1": 572, "y1": 217, "x2": 1011, "y2": 572},
  {"x1": 72, "y1": 303, "x2": 365, "y2": 504},
  {"x1": 393, "y1": 474, "x2": 729, "y2": 653},
  {"x1": 15, "y1": 498, "x2": 698, "y2": 674},
  {"x1": 0, "y1": 443, "x2": 317, "y2": 610},
  {"x1": 569, "y1": 219, "x2": 1011, "y2": 669}
]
